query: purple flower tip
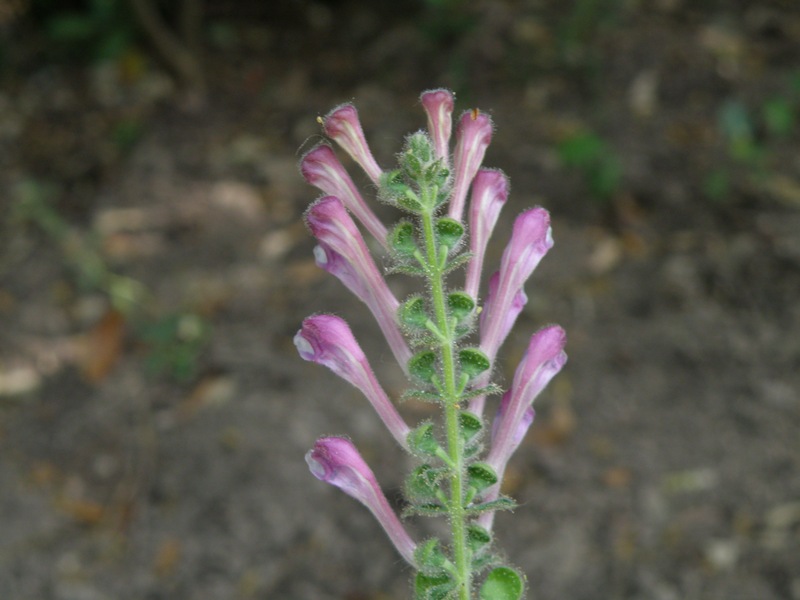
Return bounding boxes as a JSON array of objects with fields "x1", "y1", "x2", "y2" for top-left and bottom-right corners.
[
  {"x1": 306, "y1": 436, "x2": 417, "y2": 565},
  {"x1": 323, "y1": 103, "x2": 382, "y2": 185},
  {"x1": 294, "y1": 314, "x2": 365, "y2": 383}
]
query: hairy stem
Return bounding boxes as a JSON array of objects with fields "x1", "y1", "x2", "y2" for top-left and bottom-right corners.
[{"x1": 420, "y1": 200, "x2": 471, "y2": 599}]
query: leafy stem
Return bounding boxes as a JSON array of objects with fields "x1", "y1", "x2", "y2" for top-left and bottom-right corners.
[{"x1": 419, "y1": 189, "x2": 471, "y2": 599}]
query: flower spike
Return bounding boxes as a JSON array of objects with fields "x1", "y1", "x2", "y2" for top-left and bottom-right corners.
[
  {"x1": 420, "y1": 88, "x2": 455, "y2": 165},
  {"x1": 322, "y1": 104, "x2": 383, "y2": 186},
  {"x1": 307, "y1": 436, "x2": 418, "y2": 566},
  {"x1": 300, "y1": 144, "x2": 388, "y2": 247},
  {"x1": 305, "y1": 196, "x2": 412, "y2": 372},
  {"x1": 295, "y1": 314, "x2": 411, "y2": 448},
  {"x1": 448, "y1": 109, "x2": 493, "y2": 222}
]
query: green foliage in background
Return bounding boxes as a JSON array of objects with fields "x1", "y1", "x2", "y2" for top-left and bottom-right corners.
[
  {"x1": 557, "y1": 131, "x2": 622, "y2": 202},
  {"x1": 11, "y1": 180, "x2": 211, "y2": 382},
  {"x1": 36, "y1": 0, "x2": 139, "y2": 62},
  {"x1": 705, "y1": 72, "x2": 800, "y2": 202}
]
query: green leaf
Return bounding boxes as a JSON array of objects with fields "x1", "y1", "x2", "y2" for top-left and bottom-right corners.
[
  {"x1": 459, "y1": 411, "x2": 483, "y2": 445},
  {"x1": 763, "y1": 97, "x2": 795, "y2": 137},
  {"x1": 408, "y1": 350, "x2": 438, "y2": 384},
  {"x1": 465, "y1": 496, "x2": 517, "y2": 516},
  {"x1": 402, "y1": 389, "x2": 444, "y2": 404},
  {"x1": 389, "y1": 220, "x2": 419, "y2": 257},
  {"x1": 447, "y1": 291, "x2": 475, "y2": 322},
  {"x1": 414, "y1": 538, "x2": 450, "y2": 575},
  {"x1": 414, "y1": 572, "x2": 455, "y2": 600},
  {"x1": 406, "y1": 464, "x2": 444, "y2": 500},
  {"x1": 558, "y1": 132, "x2": 604, "y2": 168},
  {"x1": 461, "y1": 383, "x2": 503, "y2": 401},
  {"x1": 479, "y1": 566, "x2": 525, "y2": 600},
  {"x1": 467, "y1": 462, "x2": 498, "y2": 494},
  {"x1": 408, "y1": 422, "x2": 440, "y2": 457},
  {"x1": 399, "y1": 295, "x2": 430, "y2": 330},
  {"x1": 467, "y1": 524, "x2": 492, "y2": 556},
  {"x1": 458, "y1": 347, "x2": 491, "y2": 379},
  {"x1": 398, "y1": 189, "x2": 424, "y2": 213},
  {"x1": 442, "y1": 251, "x2": 473, "y2": 274},
  {"x1": 435, "y1": 217, "x2": 464, "y2": 249}
]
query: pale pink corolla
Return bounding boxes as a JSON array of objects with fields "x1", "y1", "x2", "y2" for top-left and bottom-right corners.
[
  {"x1": 307, "y1": 436, "x2": 417, "y2": 565},
  {"x1": 448, "y1": 109, "x2": 493, "y2": 222},
  {"x1": 478, "y1": 325, "x2": 567, "y2": 531},
  {"x1": 420, "y1": 88, "x2": 455, "y2": 165},
  {"x1": 465, "y1": 169, "x2": 509, "y2": 299},
  {"x1": 323, "y1": 104, "x2": 383, "y2": 186},
  {"x1": 300, "y1": 144, "x2": 388, "y2": 246},
  {"x1": 305, "y1": 196, "x2": 411, "y2": 372},
  {"x1": 295, "y1": 314, "x2": 410, "y2": 448},
  {"x1": 479, "y1": 207, "x2": 553, "y2": 362}
]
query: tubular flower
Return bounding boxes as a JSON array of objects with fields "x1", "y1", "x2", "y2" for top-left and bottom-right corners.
[
  {"x1": 420, "y1": 88, "x2": 455, "y2": 165},
  {"x1": 306, "y1": 436, "x2": 418, "y2": 566},
  {"x1": 300, "y1": 144, "x2": 388, "y2": 246},
  {"x1": 322, "y1": 104, "x2": 383, "y2": 186},
  {"x1": 305, "y1": 196, "x2": 411, "y2": 371},
  {"x1": 448, "y1": 109, "x2": 493, "y2": 222},
  {"x1": 478, "y1": 207, "x2": 553, "y2": 362},
  {"x1": 467, "y1": 271, "x2": 528, "y2": 416},
  {"x1": 479, "y1": 325, "x2": 567, "y2": 531},
  {"x1": 295, "y1": 315, "x2": 411, "y2": 448},
  {"x1": 465, "y1": 168, "x2": 509, "y2": 299}
]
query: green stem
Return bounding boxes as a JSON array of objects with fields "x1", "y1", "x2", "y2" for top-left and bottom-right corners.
[{"x1": 420, "y1": 206, "x2": 471, "y2": 599}]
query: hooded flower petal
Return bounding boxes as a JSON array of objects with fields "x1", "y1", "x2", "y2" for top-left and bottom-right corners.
[
  {"x1": 479, "y1": 207, "x2": 552, "y2": 361},
  {"x1": 478, "y1": 326, "x2": 566, "y2": 531},
  {"x1": 323, "y1": 104, "x2": 383, "y2": 186},
  {"x1": 295, "y1": 315, "x2": 411, "y2": 447},
  {"x1": 307, "y1": 436, "x2": 417, "y2": 565},
  {"x1": 420, "y1": 88, "x2": 455, "y2": 165},
  {"x1": 448, "y1": 109, "x2": 493, "y2": 222},
  {"x1": 305, "y1": 196, "x2": 412, "y2": 372},
  {"x1": 465, "y1": 169, "x2": 509, "y2": 299},
  {"x1": 300, "y1": 144, "x2": 388, "y2": 246}
]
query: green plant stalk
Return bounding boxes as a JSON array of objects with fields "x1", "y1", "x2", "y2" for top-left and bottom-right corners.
[{"x1": 420, "y1": 195, "x2": 471, "y2": 599}]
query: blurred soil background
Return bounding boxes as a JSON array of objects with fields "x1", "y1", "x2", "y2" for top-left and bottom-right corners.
[{"x1": 1, "y1": 0, "x2": 799, "y2": 598}]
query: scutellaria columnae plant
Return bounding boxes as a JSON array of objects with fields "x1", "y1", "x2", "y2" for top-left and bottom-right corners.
[{"x1": 295, "y1": 89, "x2": 567, "y2": 600}]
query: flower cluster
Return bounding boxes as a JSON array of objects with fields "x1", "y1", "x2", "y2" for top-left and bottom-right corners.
[{"x1": 295, "y1": 89, "x2": 567, "y2": 600}]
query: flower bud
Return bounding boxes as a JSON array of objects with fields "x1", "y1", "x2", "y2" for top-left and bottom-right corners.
[
  {"x1": 305, "y1": 196, "x2": 411, "y2": 372},
  {"x1": 295, "y1": 314, "x2": 410, "y2": 447},
  {"x1": 448, "y1": 109, "x2": 493, "y2": 222},
  {"x1": 465, "y1": 169, "x2": 509, "y2": 299},
  {"x1": 420, "y1": 89, "x2": 455, "y2": 164},
  {"x1": 299, "y1": 144, "x2": 387, "y2": 246},
  {"x1": 307, "y1": 436, "x2": 417, "y2": 565},
  {"x1": 322, "y1": 104, "x2": 383, "y2": 185}
]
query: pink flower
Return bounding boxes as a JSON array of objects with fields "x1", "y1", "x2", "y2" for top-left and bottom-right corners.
[
  {"x1": 295, "y1": 315, "x2": 411, "y2": 448},
  {"x1": 448, "y1": 109, "x2": 493, "y2": 222},
  {"x1": 466, "y1": 271, "x2": 528, "y2": 417},
  {"x1": 307, "y1": 436, "x2": 417, "y2": 565},
  {"x1": 479, "y1": 208, "x2": 552, "y2": 361},
  {"x1": 465, "y1": 169, "x2": 509, "y2": 299},
  {"x1": 300, "y1": 144, "x2": 388, "y2": 246},
  {"x1": 305, "y1": 196, "x2": 412, "y2": 372},
  {"x1": 323, "y1": 104, "x2": 383, "y2": 186},
  {"x1": 490, "y1": 392, "x2": 535, "y2": 456},
  {"x1": 420, "y1": 89, "x2": 455, "y2": 164},
  {"x1": 478, "y1": 326, "x2": 566, "y2": 531}
]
